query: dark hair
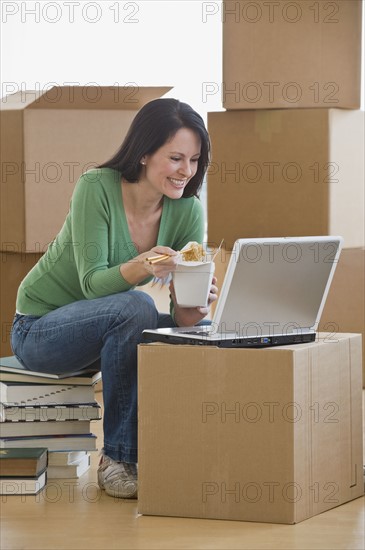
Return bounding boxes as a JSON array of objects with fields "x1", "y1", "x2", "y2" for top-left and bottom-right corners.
[{"x1": 98, "y1": 98, "x2": 210, "y2": 198}]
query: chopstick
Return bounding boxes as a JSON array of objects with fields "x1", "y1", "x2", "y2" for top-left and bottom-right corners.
[
  {"x1": 212, "y1": 239, "x2": 224, "y2": 261},
  {"x1": 147, "y1": 254, "x2": 171, "y2": 265},
  {"x1": 146, "y1": 245, "x2": 196, "y2": 264}
]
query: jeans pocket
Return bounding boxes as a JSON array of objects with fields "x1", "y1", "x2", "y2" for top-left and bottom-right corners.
[
  {"x1": 14, "y1": 315, "x2": 41, "y2": 330},
  {"x1": 11, "y1": 315, "x2": 41, "y2": 357}
]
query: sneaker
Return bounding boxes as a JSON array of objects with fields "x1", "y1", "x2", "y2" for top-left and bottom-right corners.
[{"x1": 97, "y1": 454, "x2": 138, "y2": 499}]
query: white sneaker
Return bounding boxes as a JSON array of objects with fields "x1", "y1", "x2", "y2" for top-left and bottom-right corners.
[{"x1": 97, "y1": 454, "x2": 138, "y2": 499}]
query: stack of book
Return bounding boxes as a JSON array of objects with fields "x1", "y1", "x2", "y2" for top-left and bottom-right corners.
[
  {"x1": 47, "y1": 450, "x2": 91, "y2": 479},
  {"x1": 0, "y1": 357, "x2": 102, "y2": 480},
  {"x1": 0, "y1": 447, "x2": 48, "y2": 495}
]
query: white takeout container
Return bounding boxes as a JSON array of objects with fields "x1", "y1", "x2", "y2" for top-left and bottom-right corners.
[{"x1": 172, "y1": 260, "x2": 215, "y2": 308}]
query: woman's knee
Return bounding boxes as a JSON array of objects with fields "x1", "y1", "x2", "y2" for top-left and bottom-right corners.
[
  {"x1": 129, "y1": 290, "x2": 159, "y2": 326},
  {"x1": 113, "y1": 290, "x2": 158, "y2": 329}
]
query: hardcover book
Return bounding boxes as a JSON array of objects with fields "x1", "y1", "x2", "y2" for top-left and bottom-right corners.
[
  {"x1": 0, "y1": 433, "x2": 97, "y2": 452},
  {"x1": 0, "y1": 381, "x2": 96, "y2": 405},
  {"x1": 47, "y1": 453, "x2": 91, "y2": 479},
  {"x1": 48, "y1": 451, "x2": 88, "y2": 466},
  {"x1": 0, "y1": 447, "x2": 48, "y2": 477},
  {"x1": 0, "y1": 403, "x2": 102, "y2": 422},
  {"x1": 0, "y1": 471, "x2": 47, "y2": 495},
  {"x1": 0, "y1": 420, "x2": 92, "y2": 438},
  {"x1": 0, "y1": 356, "x2": 101, "y2": 384}
]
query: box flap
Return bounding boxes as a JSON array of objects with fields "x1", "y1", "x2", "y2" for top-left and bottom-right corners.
[
  {"x1": 1, "y1": 91, "x2": 46, "y2": 110},
  {"x1": 1, "y1": 86, "x2": 173, "y2": 111}
]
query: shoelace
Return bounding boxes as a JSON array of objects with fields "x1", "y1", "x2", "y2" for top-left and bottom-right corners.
[
  {"x1": 100, "y1": 458, "x2": 137, "y2": 484},
  {"x1": 123, "y1": 462, "x2": 137, "y2": 478}
]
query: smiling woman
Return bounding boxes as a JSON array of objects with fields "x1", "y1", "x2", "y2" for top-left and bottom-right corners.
[
  {"x1": 98, "y1": 98, "x2": 211, "y2": 198},
  {"x1": 10, "y1": 97, "x2": 218, "y2": 501}
]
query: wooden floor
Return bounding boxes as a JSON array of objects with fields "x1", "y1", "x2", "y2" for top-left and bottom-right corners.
[{"x1": 2, "y1": 392, "x2": 364, "y2": 550}]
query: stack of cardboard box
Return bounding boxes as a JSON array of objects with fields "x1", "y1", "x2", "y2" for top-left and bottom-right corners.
[
  {"x1": 207, "y1": 0, "x2": 365, "y2": 383},
  {"x1": 0, "y1": 85, "x2": 171, "y2": 356}
]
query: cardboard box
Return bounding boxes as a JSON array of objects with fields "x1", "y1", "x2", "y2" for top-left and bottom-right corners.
[
  {"x1": 0, "y1": 252, "x2": 43, "y2": 356},
  {"x1": 319, "y1": 248, "x2": 365, "y2": 386},
  {"x1": 0, "y1": 86, "x2": 171, "y2": 252},
  {"x1": 222, "y1": 0, "x2": 362, "y2": 109},
  {"x1": 136, "y1": 282, "x2": 170, "y2": 314},
  {"x1": 207, "y1": 109, "x2": 364, "y2": 250},
  {"x1": 138, "y1": 334, "x2": 363, "y2": 524}
]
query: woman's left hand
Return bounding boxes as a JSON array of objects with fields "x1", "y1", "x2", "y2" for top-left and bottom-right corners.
[{"x1": 169, "y1": 276, "x2": 218, "y2": 327}]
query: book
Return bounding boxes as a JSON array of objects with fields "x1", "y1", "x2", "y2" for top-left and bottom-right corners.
[
  {"x1": 48, "y1": 450, "x2": 88, "y2": 466},
  {"x1": 0, "y1": 381, "x2": 96, "y2": 405},
  {"x1": 0, "y1": 447, "x2": 48, "y2": 477},
  {"x1": 0, "y1": 420, "x2": 92, "y2": 437},
  {"x1": 0, "y1": 370, "x2": 102, "y2": 387},
  {"x1": 0, "y1": 470, "x2": 47, "y2": 495},
  {"x1": 47, "y1": 453, "x2": 90, "y2": 479},
  {"x1": 0, "y1": 402, "x2": 102, "y2": 422},
  {"x1": 0, "y1": 356, "x2": 101, "y2": 385},
  {"x1": 0, "y1": 433, "x2": 97, "y2": 451}
]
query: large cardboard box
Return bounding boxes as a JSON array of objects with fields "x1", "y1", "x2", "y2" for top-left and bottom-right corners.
[
  {"x1": 207, "y1": 109, "x2": 364, "y2": 250},
  {"x1": 0, "y1": 251, "x2": 43, "y2": 356},
  {"x1": 137, "y1": 282, "x2": 170, "y2": 314},
  {"x1": 222, "y1": 0, "x2": 362, "y2": 109},
  {"x1": 0, "y1": 86, "x2": 171, "y2": 252},
  {"x1": 138, "y1": 334, "x2": 363, "y2": 524}
]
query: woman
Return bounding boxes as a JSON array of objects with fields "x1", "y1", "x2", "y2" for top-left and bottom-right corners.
[{"x1": 11, "y1": 98, "x2": 218, "y2": 499}]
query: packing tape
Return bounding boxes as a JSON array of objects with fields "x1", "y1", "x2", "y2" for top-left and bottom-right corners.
[{"x1": 254, "y1": 111, "x2": 282, "y2": 143}]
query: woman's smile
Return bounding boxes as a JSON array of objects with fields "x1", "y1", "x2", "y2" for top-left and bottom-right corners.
[{"x1": 167, "y1": 177, "x2": 187, "y2": 188}]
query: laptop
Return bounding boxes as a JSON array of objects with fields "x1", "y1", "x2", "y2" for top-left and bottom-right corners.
[{"x1": 142, "y1": 236, "x2": 343, "y2": 348}]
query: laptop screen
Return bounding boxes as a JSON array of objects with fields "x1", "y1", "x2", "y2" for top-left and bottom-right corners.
[{"x1": 212, "y1": 237, "x2": 343, "y2": 337}]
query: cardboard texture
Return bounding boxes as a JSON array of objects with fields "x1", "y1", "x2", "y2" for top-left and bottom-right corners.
[
  {"x1": 138, "y1": 334, "x2": 363, "y2": 524},
  {"x1": 0, "y1": 86, "x2": 172, "y2": 252},
  {"x1": 136, "y1": 283, "x2": 170, "y2": 313},
  {"x1": 0, "y1": 252, "x2": 43, "y2": 356},
  {"x1": 207, "y1": 109, "x2": 364, "y2": 250},
  {"x1": 222, "y1": 0, "x2": 362, "y2": 109},
  {"x1": 319, "y1": 248, "x2": 365, "y2": 386}
]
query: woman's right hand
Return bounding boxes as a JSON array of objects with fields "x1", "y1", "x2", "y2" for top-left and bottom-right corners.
[
  {"x1": 120, "y1": 246, "x2": 179, "y2": 285},
  {"x1": 139, "y1": 246, "x2": 179, "y2": 279}
]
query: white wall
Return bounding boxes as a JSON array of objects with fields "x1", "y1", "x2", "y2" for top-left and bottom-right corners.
[{"x1": 0, "y1": 1, "x2": 224, "y2": 114}]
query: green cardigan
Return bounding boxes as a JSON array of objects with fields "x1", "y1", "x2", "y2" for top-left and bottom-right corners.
[{"x1": 16, "y1": 168, "x2": 205, "y2": 316}]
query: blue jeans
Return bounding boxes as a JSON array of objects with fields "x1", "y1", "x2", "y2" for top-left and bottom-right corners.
[{"x1": 11, "y1": 290, "x2": 175, "y2": 463}]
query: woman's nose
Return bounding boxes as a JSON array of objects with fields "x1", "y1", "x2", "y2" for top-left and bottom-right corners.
[{"x1": 179, "y1": 160, "x2": 193, "y2": 177}]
